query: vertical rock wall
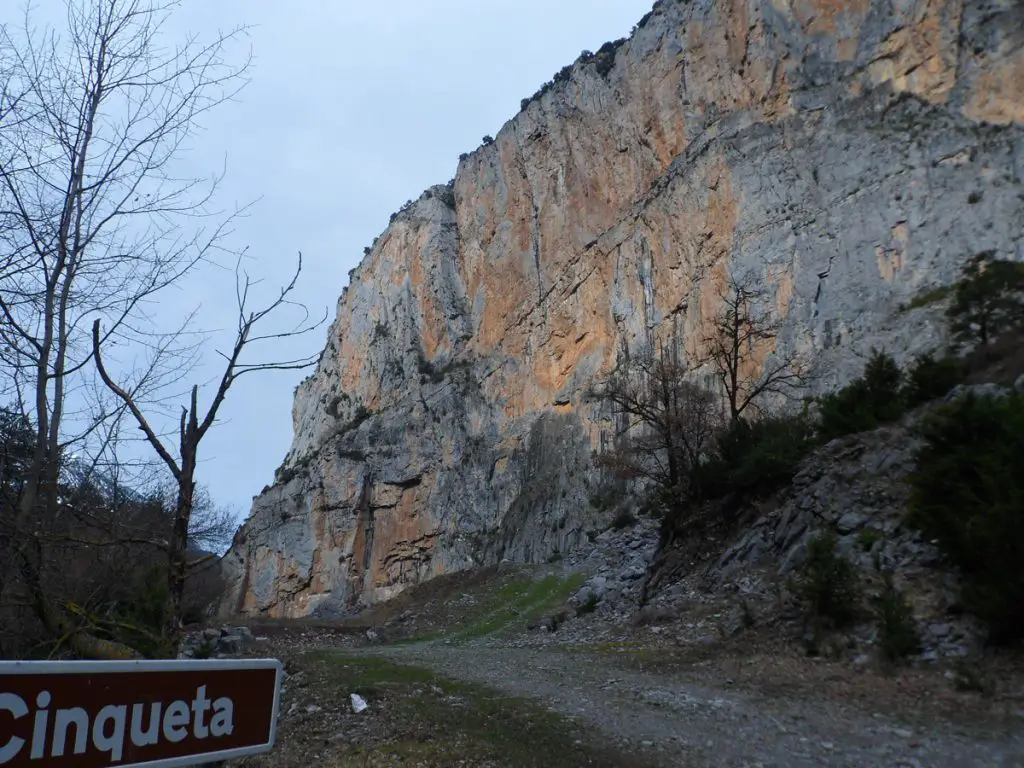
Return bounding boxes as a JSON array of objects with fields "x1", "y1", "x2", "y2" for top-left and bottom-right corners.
[{"x1": 220, "y1": 0, "x2": 1024, "y2": 618}]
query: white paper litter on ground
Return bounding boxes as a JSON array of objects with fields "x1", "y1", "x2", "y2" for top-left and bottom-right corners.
[{"x1": 350, "y1": 693, "x2": 368, "y2": 713}]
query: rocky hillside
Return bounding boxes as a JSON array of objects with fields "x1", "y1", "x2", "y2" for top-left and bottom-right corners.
[{"x1": 219, "y1": 0, "x2": 1024, "y2": 619}]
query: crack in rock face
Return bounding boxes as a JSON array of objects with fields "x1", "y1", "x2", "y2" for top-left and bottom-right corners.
[{"x1": 219, "y1": 0, "x2": 1024, "y2": 619}]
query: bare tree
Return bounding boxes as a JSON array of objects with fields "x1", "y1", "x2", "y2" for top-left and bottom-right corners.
[
  {"x1": 0, "y1": 0, "x2": 249, "y2": 658},
  {"x1": 592, "y1": 344, "x2": 723, "y2": 506},
  {"x1": 702, "y1": 273, "x2": 804, "y2": 423},
  {"x1": 94, "y1": 253, "x2": 322, "y2": 647}
]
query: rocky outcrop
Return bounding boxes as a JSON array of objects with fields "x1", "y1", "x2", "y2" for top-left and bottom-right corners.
[{"x1": 220, "y1": 0, "x2": 1024, "y2": 618}]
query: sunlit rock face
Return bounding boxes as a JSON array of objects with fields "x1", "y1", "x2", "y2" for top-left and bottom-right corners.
[{"x1": 218, "y1": 0, "x2": 1024, "y2": 619}]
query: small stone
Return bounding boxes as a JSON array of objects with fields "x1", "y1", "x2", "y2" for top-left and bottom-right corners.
[
  {"x1": 891, "y1": 727, "x2": 913, "y2": 739},
  {"x1": 305, "y1": 704, "x2": 322, "y2": 714},
  {"x1": 621, "y1": 566, "x2": 646, "y2": 581},
  {"x1": 779, "y1": 540, "x2": 809, "y2": 575},
  {"x1": 350, "y1": 694, "x2": 368, "y2": 714},
  {"x1": 820, "y1": 741, "x2": 834, "y2": 750},
  {"x1": 836, "y1": 511, "x2": 867, "y2": 534},
  {"x1": 641, "y1": 740, "x2": 655, "y2": 748}
]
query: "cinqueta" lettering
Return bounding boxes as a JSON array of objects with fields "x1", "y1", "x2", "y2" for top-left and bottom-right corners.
[{"x1": 0, "y1": 686, "x2": 234, "y2": 764}]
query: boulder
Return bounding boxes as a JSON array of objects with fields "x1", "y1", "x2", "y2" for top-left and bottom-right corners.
[{"x1": 217, "y1": 635, "x2": 243, "y2": 655}]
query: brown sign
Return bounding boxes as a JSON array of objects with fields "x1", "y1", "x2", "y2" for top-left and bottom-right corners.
[{"x1": 0, "y1": 658, "x2": 282, "y2": 767}]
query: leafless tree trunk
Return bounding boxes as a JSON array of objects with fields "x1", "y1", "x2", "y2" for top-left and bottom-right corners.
[
  {"x1": 0, "y1": 0, "x2": 249, "y2": 658},
  {"x1": 94, "y1": 254, "x2": 322, "y2": 648},
  {"x1": 701, "y1": 273, "x2": 805, "y2": 422}
]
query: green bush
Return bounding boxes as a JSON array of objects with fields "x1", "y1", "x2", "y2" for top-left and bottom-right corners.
[
  {"x1": 907, "y1": 391, "x2": 1024, "y2": 644},
  {"x1": 856, "y1": 529, "x2": 883, "y2": 552},
  {"x1": 817, "y1": 349, "x2": 906, "y2": 441},
  {"x1": 609, "y1": 509, "x2": 638, "y2": 530},
  {"x1": 901, "y1": 353, "x2": 966, "y2": 408},
  {"x1": 902, "y1": 284, "x2": 952, "y2": 312},
  {"x1": 109, "y1": 565, "x2": 169, "y2": 657},
  {"x1": 872, "y1": 571, "x2": 921, "y2": 662},
  {"x1": 576, "y1": 593, "x2": 599, "y2": 617},
  {"x1": 704, "y1": 412, "x2": 815, "y2": 498},
  {"x1": 192, "y1": 637, "x2": 216, "y2": 660},
  {"x1": 588, "y1": 483, "x2": 625, "y2": 511},
  {"x1": 790, "y1": 532, "x2": 860, "y2": 629}
]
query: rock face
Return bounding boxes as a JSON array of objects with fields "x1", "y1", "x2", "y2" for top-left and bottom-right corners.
[
  {"x1": 220, "y1": 0, "x2": 1024, "y2": 619},
  {"x1": 701, "y1": 408, "x2": 990, "y2": 660}
]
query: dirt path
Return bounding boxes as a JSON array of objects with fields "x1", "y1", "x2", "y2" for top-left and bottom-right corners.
[
  {"x1": 371, "y1": 642, "x2": 1024, "y2": 768},
  {"x1": 237, "y1": 567, "x2": 1024, "y2": 766}
]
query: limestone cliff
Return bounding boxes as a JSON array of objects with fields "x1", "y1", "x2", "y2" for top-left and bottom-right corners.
[{"x1": 219, "y1": 0, "x2": 1024, "y2": 618}]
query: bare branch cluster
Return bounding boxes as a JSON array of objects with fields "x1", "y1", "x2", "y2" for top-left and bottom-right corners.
[
  {"x1": 592, "y1": 349, "x2": 723, "y2": 501},
  {"x1": 0, "y1": 1, "x2": 324, "y2": 659},
  {"x1": 591, "y1": 272, "x2": 808, "y2": 535},
  {"x1": 700, "y1": 273, "x2": 805, "y2": 422}
]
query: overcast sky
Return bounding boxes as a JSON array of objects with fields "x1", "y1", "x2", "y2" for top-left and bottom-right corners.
[{"x1": 19, "y1": 0, "x2": 654, "y2": 522}]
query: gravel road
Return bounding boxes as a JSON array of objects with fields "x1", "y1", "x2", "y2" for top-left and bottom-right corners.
[{"x1": 374, "y1": 643, "x2": 1024, "y2": 768}]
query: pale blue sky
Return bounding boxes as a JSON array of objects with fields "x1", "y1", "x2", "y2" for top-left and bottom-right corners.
[{"x1": 16, "y1": 0, "x2": 655, "y2": 521}]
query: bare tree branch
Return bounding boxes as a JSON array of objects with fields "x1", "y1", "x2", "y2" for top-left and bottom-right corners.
[
  {"x1": 93, "y1": 250, "x2": 323, "y2": 646},
  {"x1": 700, "y1": 272, "x2": 806, "y2": 422},
  {"x1": 0, "y1": 0, "x2": 251, "y2": 660}
]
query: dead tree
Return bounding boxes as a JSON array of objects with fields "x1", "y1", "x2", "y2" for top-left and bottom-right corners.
[
  {"x1": 94, "y1": 253, "x2": 322, "y2": 649},
  {"x1": 592, "y1": 344, "x2": 723, "y2": 507},
  {"x1": 0, "y1": 0, "x2": 249, "y2": 658},
  {"x1": 702, "y1": 274, "x2": 805, "y2": 422}
]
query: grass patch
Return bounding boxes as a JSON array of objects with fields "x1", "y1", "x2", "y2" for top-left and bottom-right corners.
[
  {"x1": 286, "y1": 652, "x2": 652, "y2": 768},
  {"x1": 446, "y1": 573, "x2": 586, "y2": 643},
  {"x1": 902, "y1": 284, "x2": 952, "y2": 312},
  {"x1": 561, "y1": 640, "x2": 651, "y2": 655},
  {"x1": 393, "y1": 571, "x2": 587, "y2": 646},
  {"x1": 302, "y1": 652, "x2": 440, "y2": 698}
]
